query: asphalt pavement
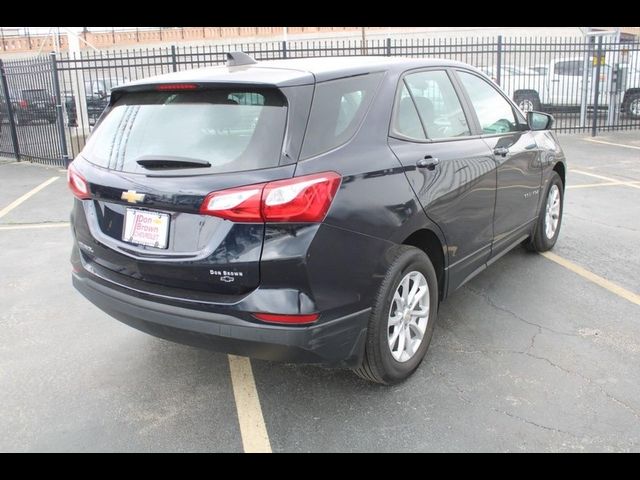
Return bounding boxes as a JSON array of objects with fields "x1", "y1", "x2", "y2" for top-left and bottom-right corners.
[{"x1": 0, "y1": 131, "x2": 638, "y2": 452}]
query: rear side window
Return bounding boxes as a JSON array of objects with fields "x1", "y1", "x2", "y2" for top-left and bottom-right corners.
[
  {"x1": 555, "y1": 60, "x2": 583, "y2": 76},
  {"x1": 81, "y1": 88, "x2": 288, "y2": 174},
  {"x1": 300, "y1": 72, "x2": 383, "y2": 159}
]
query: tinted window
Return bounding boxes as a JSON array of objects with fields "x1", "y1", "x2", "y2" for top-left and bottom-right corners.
[
  {"x1": 555, "y1": 60, "x2": 583, "y2": 76},
  {"x1": 301, "y1": 73, "x2": 383, "y2": 159},
  {"x1": 457, "y1": 71, "x2": 518, "y2": 134},
  {"x1": 82, "y1": 88, "x2": 287, "y2": 174},
  {"x1": 403, "y1": 70, "x2": 470, "y2": 139}
]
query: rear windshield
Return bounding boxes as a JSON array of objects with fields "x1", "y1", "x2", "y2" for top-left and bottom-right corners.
[{"x1": 81, "y1": 88, "x2": 288, "y2": 174}]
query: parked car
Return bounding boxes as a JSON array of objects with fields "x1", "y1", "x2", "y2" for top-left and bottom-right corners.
[
  {"x1": 479, "y1": 64, "x2": 547, "y2": 112},
  {"x1": 487, "y1": 57, "x2": 640, "y2": 118},
  {"x1": 530, "y1": 64, "x2": 549, "y2": 76},
  {"x1": 68, "y1": 54, "x2": 566, "y2": 384},
  {"x1": 65, "y1": 77, "x2": 129, "y2": 127},
  {"x1": 5, "y1": 88, "x2": 56, "y2": 125}
]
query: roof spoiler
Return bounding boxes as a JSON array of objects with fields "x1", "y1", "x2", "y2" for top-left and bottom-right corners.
[{"x1": 226, "y1": 52, "x2": 257, "y2": 67}]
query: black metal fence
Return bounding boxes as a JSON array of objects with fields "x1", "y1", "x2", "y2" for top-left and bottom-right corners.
[{"x1": 1, "y1": 35, "x2": 639, "y2": 167}]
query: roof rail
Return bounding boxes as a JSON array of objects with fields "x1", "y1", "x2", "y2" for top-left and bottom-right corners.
[{"x1": 226, "y1": 52, "x2": 258, "y2": 67}]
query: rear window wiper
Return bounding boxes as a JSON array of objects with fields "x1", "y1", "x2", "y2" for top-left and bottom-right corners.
[{"x1": 135, "y1": 155, "x2": 212, "y2": 170}]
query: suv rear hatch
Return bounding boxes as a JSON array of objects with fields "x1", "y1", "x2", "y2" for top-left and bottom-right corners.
[{"x1": 71, "y1": 83, "x2": 303, "y2": 297}]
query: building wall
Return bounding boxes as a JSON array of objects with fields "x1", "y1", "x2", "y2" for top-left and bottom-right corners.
[{"x1": 0, "y1": 26, "x2": 633, "y2": 60}]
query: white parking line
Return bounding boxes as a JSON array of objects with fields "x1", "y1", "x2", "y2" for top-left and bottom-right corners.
[
  {"x1": 584, "y1": 138, "x2": 640, "y2": 150},
  {"x1": 567, "y1": 181, "x2": 636, "y2": 189},
  {"x1": 540, "y1": 251, "x2": 640, "y2": 307},
  {"x1": 0, "y1": 177, "x2": 60, "y2": 219},
  {"x1": 228, "y1": 355, "x2": 272, "y2": 453},
  {"x1": 571, "y1": 170, "x2": 640, "y2": 190},
  {"x1": 0, "y1": 222, "x2": 70, "y2": 231}
]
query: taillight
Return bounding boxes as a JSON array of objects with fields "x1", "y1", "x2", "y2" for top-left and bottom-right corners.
[
  {"x1": 199, "y1": 184, "x2": 263, "y2": 222},
  {"x1": 262, "y1": 172, "x2": 341, "y2": 222},
  {"x1": 200, "y1": 172, "x2": 341, "y2": 223},
  {"x1": 67, "y1": 163, "x2": 91, "y2": 200},
  {"x1": 252, "y1": 313, "x2": 319, "y2": 325},
  {"x1": 19, "y1": 99, "x2": 28, "y2": 109}
]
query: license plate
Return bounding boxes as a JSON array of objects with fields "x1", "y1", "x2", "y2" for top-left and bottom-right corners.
[{"x1": 122, "y1": 208, "x2": 170, "y2": 249}]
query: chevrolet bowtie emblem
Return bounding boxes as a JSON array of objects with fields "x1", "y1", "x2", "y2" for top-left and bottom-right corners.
[{"x1": 121, "y1": 190, "x2": 146, "y2": 204}]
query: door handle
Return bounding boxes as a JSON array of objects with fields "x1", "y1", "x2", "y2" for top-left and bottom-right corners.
[
  {"x1": 416, "y1": 156, "x2": 440, "y2": 170},
  {"x1": 494, "y1": 147, "x2": 509, "y2": 157}
]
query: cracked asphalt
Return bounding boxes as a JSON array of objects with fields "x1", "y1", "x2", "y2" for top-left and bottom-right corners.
[{"x1": 0, "y1": 131, "x2": 639, "y2": 452}]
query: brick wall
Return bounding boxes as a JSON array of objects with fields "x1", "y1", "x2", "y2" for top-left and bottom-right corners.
[{"x1": 0, "y1": 27, "x2": 369, "y2": 53}]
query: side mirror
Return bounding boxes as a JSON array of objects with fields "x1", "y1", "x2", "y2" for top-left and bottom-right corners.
[{"x1": 527, "y1": 111, "x2": 554, "y2": 131}]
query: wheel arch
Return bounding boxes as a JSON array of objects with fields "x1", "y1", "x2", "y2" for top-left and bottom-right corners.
[
  {"x1": 552, "y1": 161, "x2": 566, "y2": 189},
  {"x1": 401, "y1": 228, "x2": 446, "y2": 301},
  {"x1": 514, "y1": 89, "x2": 540, "y2": 97},
  {"x1": 623, "y1": 88, "x2": 640, "y2": 104}
]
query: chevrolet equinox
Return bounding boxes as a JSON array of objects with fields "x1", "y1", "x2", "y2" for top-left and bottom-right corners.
[{"x1": 69, "y1": 53, "x2": 566, "y2": 384}]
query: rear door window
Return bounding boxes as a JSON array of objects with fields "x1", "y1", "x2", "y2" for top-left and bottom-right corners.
[
  {"x1": 300, "y1": 72, "x2": 383, "y2": 159},
  {"x1": 402, "y1": 70, "x2": 471, "y2": 139},
  {"x1": 81, "y1": 87, "x2": 288, "y2": 174}
]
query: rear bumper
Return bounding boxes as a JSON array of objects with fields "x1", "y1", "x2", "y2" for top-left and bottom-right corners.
[{"x1": 72, "y1": 272, "x2": 370, "y2": 368}]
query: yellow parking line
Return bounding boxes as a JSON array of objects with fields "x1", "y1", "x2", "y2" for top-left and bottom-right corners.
[
  {"x1": 0, "y1": 177, "x2": 60, "y2": 219},
  {"x1": 540, "y1": 251, "x2": 640, "y2": 307},
  {"x1": 228, "y1": 355, "x2": 272, "y2": 453},
  {"x1": 584, "y1": 138, "x2": 640, "y2": 150},
  {"x1": 0, "y1": 222, "x2": 70, "y2": 231},
  {"x1": 571, "y1": 170, "x2": 640, "y2": 190}
]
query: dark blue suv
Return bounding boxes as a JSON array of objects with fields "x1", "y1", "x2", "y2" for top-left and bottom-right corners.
[{"x1": 69, "y1": 54, "x2": 566, "y2": 384}]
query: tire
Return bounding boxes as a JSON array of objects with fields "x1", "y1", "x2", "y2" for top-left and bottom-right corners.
[
  {"x1": 525, "y1": 171, "x2": 564, "y2": 252},
  {"x1": 353, "y1": 246, "x2": 439, "y2": 385},
  {"x1": 514, "y1": 92, "x2": 541, "y2": 114},
  {"x1": 624, "y1": 92, "x2": 640, "y2": 120}
]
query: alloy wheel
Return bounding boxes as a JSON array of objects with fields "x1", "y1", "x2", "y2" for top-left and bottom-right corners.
[
  {"x1": 544, "y1": 184, "x2": 561, "y2": 239},
  {"x1": 387, "y1": 271, "x2": 430, "y2": 363}
]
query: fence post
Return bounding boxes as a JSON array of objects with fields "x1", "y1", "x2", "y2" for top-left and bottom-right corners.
[
  {"x1": 386, "y1": 37, "x2": 391, "y2": 56},
  {"x1": 496, "y1": 35, "x2": 503, "y2": 86},
  {"x1": 171, "y1": 44, "x2": 178, "y2": 72},
  {"x1": 282, "y1": 40, "x2": 287, "y2": 59},
  {"x1": 580, "y1": 36, "x2": 594, "y2": 128},
  {"x1": 591, "y1": 36, "x2": 604, "y2": 137},
  {"x1": 171, "y1": 45, "x2": 178, "y2": 72},
  {"x1": 49, "y1": 52, "x2": 70, "y2": 167},
  {"x1": 0, "y1": 59, "x2": 20, "y2": 161}
]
